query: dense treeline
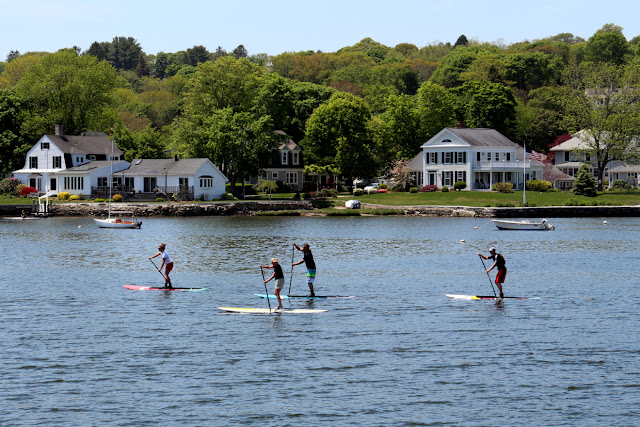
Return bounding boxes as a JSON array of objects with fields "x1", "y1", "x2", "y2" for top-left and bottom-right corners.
[{"x1": 2, "y1": 23, "x2": 640, "y2": 185}]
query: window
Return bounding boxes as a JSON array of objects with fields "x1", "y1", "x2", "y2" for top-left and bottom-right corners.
[
  {"x1": 487, "y1": 152, "x2": 491, "y2": 161},
  {"x1": 29, "y1": 156, "x2": 38, "y2": 169},
  {"x1": 292, "y1": 151, "x2": 299, "y2": 165},
  {"x1": 125, "y1": 177, "x2": 134, "y2": 188},
  {"x1": 281, "y1": 151, "x2": 288, "y2": 165},
  {"x1": 199, "y1": 176, "x2": 213, "y2": 188},
  {"x1": 444, "y1": 152, "x2": 452, "y2": 164},
  {"x1": 506, "y1": 153, "x2": 511, "y2": 161},
  {"x1": 88, "y1": 155, "x2": 96, "y2": 160},
  {"x1": 271, "y1": 172, "x2": 278, "y2": 179},
  {"x1": 443, "y1": 171, "x2": 452, "y2": 186},
  {"x1": 286, "y1": 172, "x2": 298, "y2": 185},
  {"x1": 456, "y1": 171, "x2": 465, "y2": 182},
  {"x1": 64, "y1": 176, "x2": 84, "y2": 190},
  {"x1": 564, "y1": 152, "x2": 570, "y2": 162},
  {"x1": 477, "y1": 152, "x2": 481, "y2": 162},
  {"x1": 41, "y1": 142, "x2": 49, "y2": 150},
  {"x1": 495, "y1": 152, "x2": 500, "y2": 161},
  {"x1": 456, "y1": 152, "x2": 466, "y2": 163},
  {"x1": 428, "y1": 153, "x2": 437, "y2": 164},
  {"x1": 53, "y1": 156, "x2": 62, "y2": 168},
  {"x1": 98, "y1": 177, "x2": 108, "y2": 187}
]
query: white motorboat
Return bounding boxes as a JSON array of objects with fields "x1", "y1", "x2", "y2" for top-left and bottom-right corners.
[
  {"x1": 94, "y1": 211, "x2": 142, "y2": 229},
  {"x1": 492, "y1": 218, "x2": 555, "y2": 230}
]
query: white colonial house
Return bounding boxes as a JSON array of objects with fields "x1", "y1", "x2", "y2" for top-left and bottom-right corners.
[
  {"x1": 419, "y1": 126, "x2": 544, "y2": 190},
  {"x1": 12, "y1": 125, "x2": 228, "y2": 200}
]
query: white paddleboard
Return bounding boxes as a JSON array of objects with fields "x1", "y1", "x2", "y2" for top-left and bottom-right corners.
[{"x1": 218, "y1": 307, "x2": 327, "y2": 314}]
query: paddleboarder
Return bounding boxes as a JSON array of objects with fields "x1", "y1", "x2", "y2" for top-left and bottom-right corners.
[
  {"x1": 292, "y1": 243, "x2": 316, "y2": 297},
  {"x1": 261, "y1": 258, "x2": 285, "y2": 309},
  {"x1": 478, "y1": 247, "x2": 506, "y2": 299},
  {"x1": 149, "y1": 243, "x2": 173, "y2": 289}
]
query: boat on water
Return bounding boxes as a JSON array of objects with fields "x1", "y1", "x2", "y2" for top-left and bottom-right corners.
[
  {"x1": 492, "y1": 218, "x2": 555, "y2": 230},
  {"x1": 94, "y1": 211, "x2": 142, "y2": 229}
]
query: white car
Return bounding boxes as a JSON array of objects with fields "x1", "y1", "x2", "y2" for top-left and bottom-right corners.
[{"x1": 363, "y1": 183, "x2": 379, "y2": 193}]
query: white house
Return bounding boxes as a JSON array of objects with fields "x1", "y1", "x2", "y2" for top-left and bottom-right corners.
[
  {"x1": 419, "y1": 126, "x2": 543, "y2": 190},
  {"x1": 12, "y1": 125, "x2": 229, "y2": 200},
  {"x1": 121, "y1": 158, "x2": 227, "y2": 200},
  {"x1": 12, "y1": 125, "x2": 129, "y2": 196}
]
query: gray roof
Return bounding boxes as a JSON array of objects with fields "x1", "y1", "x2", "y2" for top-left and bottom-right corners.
[
  {"x1": 447, "y1": 128, "x2": 519, "y2": 148},
  {"x1": 47, "y1": 133, "x2": 124, "y2": 156},
  {"x1": 125, "y1": 158, "x2": 210, "y2": 176}
]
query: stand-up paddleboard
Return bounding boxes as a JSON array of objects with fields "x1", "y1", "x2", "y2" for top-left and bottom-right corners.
[
  {"x1": 218, "y1": 307, "x2": 327, "y2": 314},
  {"x1": 446, "y1": 294, "x2": 526, "y2": 300},
  {"x1": 124, "y1": 284, "x2": 209, "y2": 292},
  {"x1": 255, "y1": 293, "x2": 355, "y2": 300},
  {"x1": 3, "y1": 216, "x2": 41, "y2": 220}
]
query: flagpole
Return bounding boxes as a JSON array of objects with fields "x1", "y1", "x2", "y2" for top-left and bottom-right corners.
[{"x1": 523, "y1": 144, "x2": 526, "y2": 205}]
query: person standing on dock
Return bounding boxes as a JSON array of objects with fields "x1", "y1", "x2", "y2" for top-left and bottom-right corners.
[
  {"x1": 292, "y1": 243, "x2": 316, "y2": 296},
  {"x1": 150, "y1": 243, "x2": 173, "y2": 289},
  {"x1": 261, "y1": 258, "x2": 285, "y2": 309},
  {"x1": 478, "y1": 247, "x2": 506, "y2": 298}
]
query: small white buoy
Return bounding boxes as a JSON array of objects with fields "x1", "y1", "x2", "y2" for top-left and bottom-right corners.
[
  {"x1": 78, "y1": 225, "x2": 82, "y2": 228},
  {"x1": 460, "y1": 239, "x2": 465, "y2": 243},
  {"x1": 603, "y1": 220, "x2": 608, "y2": 225},
  {"x1": 473, "y1": 227, "x2": 478, "y2": 230}
]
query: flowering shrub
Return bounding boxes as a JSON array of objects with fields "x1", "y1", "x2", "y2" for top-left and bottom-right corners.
[
  {"x1": 20, "y1": 186, "x2": 38, "y2": 197},
  {"x1": 419, "y1": 185, "x2": 439, "y2": 192},
  {"x1": 377, "y1": 188, "x2": 388, "y2": 193},
  {"x1": 57, "y1": 192, "x2": 71, "y2": 200},
  {"x1": 0, "y1": 177, "x2": 20, "y2": 196},
  {"x1": 112, "y1": 194, "x2": 123, "y2": 202},
  {"x1": 309, "y1": 188, "x2": 338, "y2": 198},
  {"x1": 69, "y1": 195, "x2": 81, "y2": 201}
]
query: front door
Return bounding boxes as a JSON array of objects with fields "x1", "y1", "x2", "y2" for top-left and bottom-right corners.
[
  {"x1": 428, "y1": 172, "x2": 436, "y2": 186},
  {"x1": 144, "y1": 177, "x2": 157, "y2": 193}
]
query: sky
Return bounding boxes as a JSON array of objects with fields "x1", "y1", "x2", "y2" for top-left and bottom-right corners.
[{"x1": 2, "y1": 0, "x2": 640, "y2": 60}]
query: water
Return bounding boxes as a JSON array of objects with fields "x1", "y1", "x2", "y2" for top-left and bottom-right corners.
[{"x1": 2, "y1": 216, "x2": 639, "y2": 426}]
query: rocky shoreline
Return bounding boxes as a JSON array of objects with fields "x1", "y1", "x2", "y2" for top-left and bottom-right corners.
[{"x1": 1, "y1": 201, "x2": 640, "y2": 217}]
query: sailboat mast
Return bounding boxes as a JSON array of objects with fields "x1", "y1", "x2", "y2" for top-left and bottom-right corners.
[
  {"x1": 108, "y1": 133, "x2": 114, "y2": 218},
  {"x1": 523, "y1": 143, "x2": 527, "y2": 205}
]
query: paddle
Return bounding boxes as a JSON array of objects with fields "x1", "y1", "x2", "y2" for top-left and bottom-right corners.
[
  {"x1": 478, "y1": 255, "x2": 497, "y2": 297},
  {"x1": 260, "y1": 266, "x2": 272, "y2": 312},
  {"x1": 288, "y1": 244, "x2": 295, "y2": 295},
  {"x1": 149, "y1": 258, "x2": 166, "y2": 282}
]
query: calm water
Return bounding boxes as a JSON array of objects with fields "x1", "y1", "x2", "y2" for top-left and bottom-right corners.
[{"x1": 2, "y1": 215, "x2": 639, "y2": 426}]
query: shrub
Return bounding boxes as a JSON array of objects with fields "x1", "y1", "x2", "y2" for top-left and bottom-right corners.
[
  {"x1": 353, "y1": 188, "x2": 364, "y2": 196},
  {"x1": 20, "y1": 186, "x2": 38, "y2": 197},
  {"x1": 409, "y1": 187, "x2": 419, "y2": 193},
  {"x1": 391, "y1": 183, "x2": 405, "y2": 192},
  {"x1": 0, "y1": 178, "x2": 20, "y2": 196},
  {"x1": 94, "y1": 198, "x2": 105, "y2": 202},
  {"x1": 69, "y1": 195, "x2": 81, "y2": 201},
  {"x1": 572, "y1": 165, "x2": 597, "y2": 197},
  {"x1": 441, "y1": 186, "x2": 449, "y2": 192},
  {"x1": 377, "y1": 188, "x2": 388, "y2": 193},
  {"x1": 492, "y1": 182, "x2": 513, "y2": 193},
  {"x1": 293, "y1": 192, "x2": 301, "y2": 200},
  {"x1": 112, "y1": 194, "x2": 123, "y2": 202},
  {"x1": 419, "y1": 185, "x2": 438, "y2": 192},
  {"x1": 453, "y1": 181, "x2": 467, "y2": 191},
  {"x1": 495, "y1": 202, "x2": 515, "y2": 207},
  {"x1": 378, "y1": 183, "x2": 388, "y2": 190},
  {"x1": 16, "y1": 184, "x2": 26, "y2": 196},
  {"x1": 612, "y1": 179, "x2": 630, "y2": 190},
  {"x1": 156, "y1": 198, "x2": 165, "y2": 202},
  {"x1": 57, "y1": 192, "x2": 71, "y2": 200},
  {"x1": 221, "y1": 192, "x2": 236, "y2": 200},
  {"x1": 526, "y1": 179, "x2": 552, "y2": 192}
]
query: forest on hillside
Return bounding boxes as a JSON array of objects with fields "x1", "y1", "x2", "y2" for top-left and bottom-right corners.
[{"x1": 2, "y1": 23, "x2": 640, "y2": 186}]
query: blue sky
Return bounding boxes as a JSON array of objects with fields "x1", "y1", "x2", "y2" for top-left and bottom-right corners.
[{"x1": 2, "y1": 0, "x2": 639, "y2": 60}]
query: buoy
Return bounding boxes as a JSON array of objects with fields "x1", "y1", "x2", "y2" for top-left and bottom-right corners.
[
  {"x1": 603, "y1": 220, "x2": 608, "y2": 225},
  {"x1": 460, "y1": 239, "x2": 465, "y2": 243},
  {"x1": 78, "y1": 225, "x2": 82, "y2": 228},
  {"x1": 473, "y1": 227, "x2": 478, "y2": 229}
]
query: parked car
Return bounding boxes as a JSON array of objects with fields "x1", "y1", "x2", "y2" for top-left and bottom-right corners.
[{"x1": 363, "y1": 183, "x2": 379, "y2": 193}]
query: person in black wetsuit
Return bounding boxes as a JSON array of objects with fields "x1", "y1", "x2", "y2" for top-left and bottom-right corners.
[
  {"x1": 261, "y1": 258, "x2": 285, "y2": 309},
  {"x1": 292, "y1": 243, "x2": 316, "y2": 296},
  {"x1": 479, "y1": 247, "x2": 506, "y2": 298}
]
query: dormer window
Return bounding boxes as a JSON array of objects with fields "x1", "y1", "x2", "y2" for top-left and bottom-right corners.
[
  {"x1": 41, "y1": 142, "x2": 50, "y2": 150},
  {"x1": 292, "y1": 151, "x2": 299, "y2": 165},
  {"x1": 281, "y1": 151, "x2": 288, "y2": 165}
]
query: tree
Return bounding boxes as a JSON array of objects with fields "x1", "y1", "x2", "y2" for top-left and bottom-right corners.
[
  {"x1": 6, "y1": 50, "x2": 20, "y2": 62},
  {"x1": 451, "y1": 81, "x2": 517, "y2": 136},
  {"x1": 303, "y1": 92, "x2": 376, "y2": 185},
  {"x1": 584, "y1": 24, "x2": 629, "y2": 65},
  {"x1": 415, "y1": 82, "x2": 457, "y2": 138},
  {"x1": 0, "y1": 89, "x2": 29, "y2": 172},
  {"x1": 233, "y1": 45, "x2": 248, "y2": 59},
  {"x1": 375, "y1": 94, "x2": 421, "y2": 160},
  {"x1": 563, "y1": 62, "x2": 640, "y2": 189},
  {"x1": 256, "y1": 179, "x2": 278, "y2": 199},
  {"x1": 186, "y1": 45, "x2": 210, "y2": 66},
  {"x1": 429, "y1": 46, "x2": 482, "y2": 87},
  {"x1": 454, "y1": 35, "x2": 468, "y2": 47},
  {"x1": 572, "y1": 165, "x2": 597, "y2": 197}
]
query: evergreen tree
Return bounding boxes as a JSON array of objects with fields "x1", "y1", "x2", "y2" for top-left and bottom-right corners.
[{"x1": 572, "y1": 165, "x2": 597, "y2": 197}]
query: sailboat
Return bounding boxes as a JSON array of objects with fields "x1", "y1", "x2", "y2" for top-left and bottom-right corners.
[{"x1": 94, "y1": 134, "x2": 142, "y2": 229}]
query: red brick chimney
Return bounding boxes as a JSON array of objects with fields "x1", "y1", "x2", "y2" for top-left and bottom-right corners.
[{"x1": 55, "y1": 124, "x2": 63, "y2": 136}]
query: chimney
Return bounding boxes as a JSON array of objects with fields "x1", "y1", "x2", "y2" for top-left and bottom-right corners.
[
  {"x1": 456, "y1": 121, "x2": 466, "y2": 129},
  {"x1": 55, "y1": 124, "x2": 63, "y2": 136},
  {"x1": 174, "y1": 154, "x2": 179, "y2": 161}
]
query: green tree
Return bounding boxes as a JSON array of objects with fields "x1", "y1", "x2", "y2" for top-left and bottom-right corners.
[
  {"x1": 572, "y1": 164, "x2": 597, "y2": 197},
  {"x1": 584, "y1": 23, "x2": 629, "y2": 65},
  {"x1": 288, "y1": 81, "x2": 336, "y2": 142},
  {"x1": 0, "y1": 89, "x2": 29, "y2": 172},
  {"x1": 256, "y1": 179, "x2": 278, "y2": 199},
  {"x1": 186, "y1": 45, "x2": 210, "y2": 66},
  {"x1": 563, "y1": 62, "x2": 640, "y2": 189},
  {"x1": 303, "y1": 92, "x2": 376, "y2": 184},
  {"x1": 451, "y1": 81, "x2": 517, "y2": 136},
  {"x1": 13, "y1": 50, "x2": 122, "y2": 140},
  {"x1": 375, "y1": 94, "x2": 421, "y2": 160},
  {"x1": 416, "y1": 82, "x2": 457, "y2": 138},
  {"x1": 429, "y1": 46, "x2": 482, "y2": 87}
]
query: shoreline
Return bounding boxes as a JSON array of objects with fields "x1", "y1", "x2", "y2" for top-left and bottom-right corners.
[{"x1": 2, "y1": 201, "x2": 640, "y2": 217}]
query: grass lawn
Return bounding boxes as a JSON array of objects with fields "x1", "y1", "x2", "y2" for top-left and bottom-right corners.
[{"x1": 346, "y1": 190, "x2": 640, "y2": 207}]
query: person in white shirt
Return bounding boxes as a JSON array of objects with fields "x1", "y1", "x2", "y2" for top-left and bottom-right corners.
[{"x1": 149, "y1": 243, "x2": 173, "y2": 288}]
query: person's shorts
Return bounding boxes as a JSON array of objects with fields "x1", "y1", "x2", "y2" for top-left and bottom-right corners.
[
  {"x1": 275, "y1": 278, "x2": 285, "y2": 289},
  {"x1": 306, "y1": 269, "x2": 316, "y2": 278},
  {"x1": 495, "y1": 268, "x2": 507, "y2": 284},
  {"x1": 165, "y1": 262, "x2": 173, "y2": 274}
]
